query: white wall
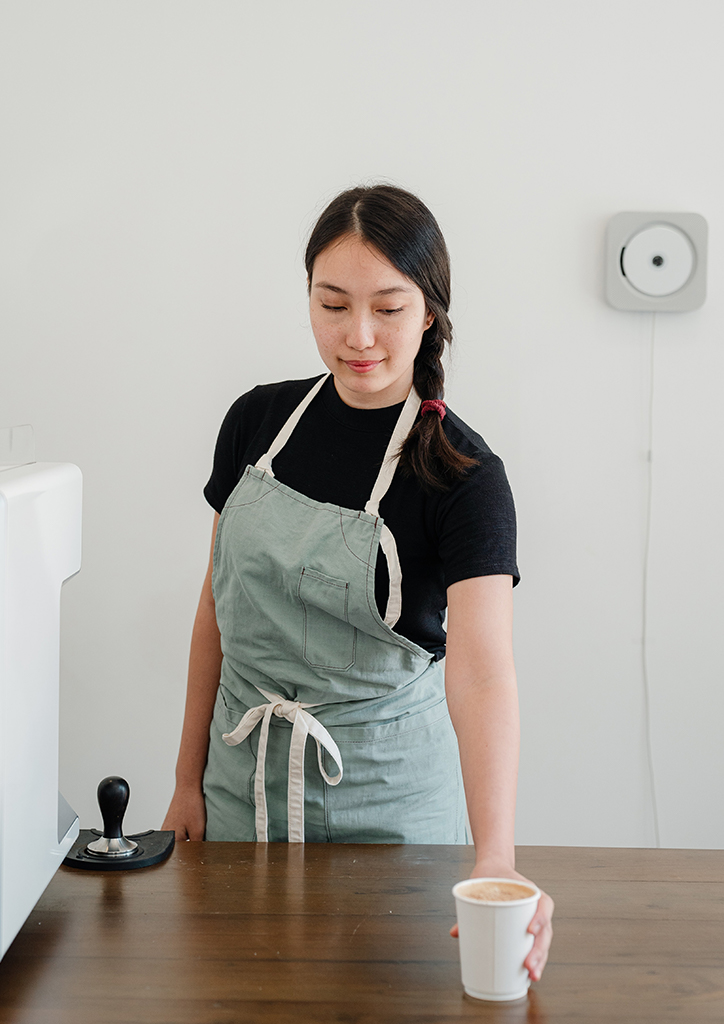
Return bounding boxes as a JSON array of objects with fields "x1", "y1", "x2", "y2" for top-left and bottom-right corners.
[{"x1": 2, "y1": 0, "x2": 722, "y2": 846}]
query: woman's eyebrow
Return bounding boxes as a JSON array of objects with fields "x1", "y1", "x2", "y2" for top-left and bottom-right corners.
[{"x1": 313, "y1": 282, "x2": 413, "y2": 296}]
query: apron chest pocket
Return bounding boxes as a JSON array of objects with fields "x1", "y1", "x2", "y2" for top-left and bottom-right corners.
[{"x1": 298, "y1": 567, "x2": 357, "y2": 671}]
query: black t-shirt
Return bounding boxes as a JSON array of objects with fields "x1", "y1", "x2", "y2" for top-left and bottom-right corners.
[{"x1": 204, "y1": 374, "x2": 519, "y2": 660}]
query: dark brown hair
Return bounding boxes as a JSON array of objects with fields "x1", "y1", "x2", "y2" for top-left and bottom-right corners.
[{"x1": 305, "y1": 184, "x2": 478, "y2": 491}]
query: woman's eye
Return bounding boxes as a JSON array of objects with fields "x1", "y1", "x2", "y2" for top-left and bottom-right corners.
[{"x1": 320, "y1": 303, "x2": 404, "y2": 314}]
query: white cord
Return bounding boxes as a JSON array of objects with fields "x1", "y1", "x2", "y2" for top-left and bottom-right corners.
[{"x1": 641, "y1": 311, "x2": 661, "y2": 848}]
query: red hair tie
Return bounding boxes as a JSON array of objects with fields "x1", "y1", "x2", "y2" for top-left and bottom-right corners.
[{"x1": 420, "y1": 399, "x2": 446, "y2": 421}]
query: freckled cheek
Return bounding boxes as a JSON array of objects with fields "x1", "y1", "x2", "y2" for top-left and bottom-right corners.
[
  {"x1": 381, "y1": 324, "x2": 419, "y2": 356},
  {"x1": 310, "y1": 320, "x2": 339, "y2": 351}
]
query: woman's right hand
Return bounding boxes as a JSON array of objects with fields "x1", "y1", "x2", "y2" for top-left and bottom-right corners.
[{"x1": 162, "y1": 785, "x2": 207, "y2": 841}]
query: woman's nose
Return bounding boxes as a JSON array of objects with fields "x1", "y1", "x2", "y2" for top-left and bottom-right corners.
[{"x1": 346, "y1": 317, "x2": 375, "y2": 351}]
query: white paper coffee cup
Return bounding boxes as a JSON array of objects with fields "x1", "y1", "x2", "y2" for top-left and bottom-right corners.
[{"x1": 452, "y1": 876, "x2": 541, "y2": 1002}]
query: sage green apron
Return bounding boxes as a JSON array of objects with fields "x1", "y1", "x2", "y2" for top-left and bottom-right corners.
[{"x1": 203, "y1": 374, "x2": 466, "y2": 843}]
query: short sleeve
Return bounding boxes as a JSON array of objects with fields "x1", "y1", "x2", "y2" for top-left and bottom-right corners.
[
  {"x1": 203, "y1": 393, "x2": 253, "y2": 514},
  {"x1": 436, "y1": 452, "x2": 519, "y2": 588}
]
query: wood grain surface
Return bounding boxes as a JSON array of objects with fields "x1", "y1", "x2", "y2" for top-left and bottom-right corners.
[{"x1": 1, "y1": 842, "x2": 723, "y2": 1023}]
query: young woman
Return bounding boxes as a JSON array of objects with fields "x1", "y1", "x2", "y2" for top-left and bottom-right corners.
[{"x1": 163, "y1": 184, "x2": 553, "y2": 980}]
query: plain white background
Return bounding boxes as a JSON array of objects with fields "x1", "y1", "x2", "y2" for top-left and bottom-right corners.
[{"x1": 2, "y1": 0, "x2": 722, "y2": 846}]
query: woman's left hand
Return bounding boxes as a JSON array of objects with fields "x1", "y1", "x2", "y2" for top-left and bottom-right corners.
[{"x1": 449, "y1": 862, "x2": 554, "y2": 983}]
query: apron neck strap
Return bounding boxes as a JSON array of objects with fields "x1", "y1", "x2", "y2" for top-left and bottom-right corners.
[
  {"x1": 256, "y1": 372, "x2": 421, "y2": 515},
  {"x1": 365, "y1": 386, "x2": 421, "y2": 516},
  {"x1": 256, "y1": 373, "x2": 330, "y2": 476}
]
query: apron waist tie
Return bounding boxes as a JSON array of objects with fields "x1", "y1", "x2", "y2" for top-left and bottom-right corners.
[{"x1": 221, "y1": 686, "x2": 343, "y2": 843}]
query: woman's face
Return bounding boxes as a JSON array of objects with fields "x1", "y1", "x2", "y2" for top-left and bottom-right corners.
[{"x1": 309, "y1": 233, "x2": 434, "y2": 409}]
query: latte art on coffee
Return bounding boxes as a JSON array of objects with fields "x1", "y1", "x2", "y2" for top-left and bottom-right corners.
[{"x1": 461, "y1": 881, "x2": 535, "y2": 902}]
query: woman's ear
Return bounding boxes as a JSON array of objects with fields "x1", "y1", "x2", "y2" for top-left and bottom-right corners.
[{"x1": 425, "y1": 309, "x2": 435, "y2": 329}]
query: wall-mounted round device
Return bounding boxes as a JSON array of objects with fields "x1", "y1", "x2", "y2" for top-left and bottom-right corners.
[{"x1": 606, "y1": 212, "x2": 707, "y2": 311}]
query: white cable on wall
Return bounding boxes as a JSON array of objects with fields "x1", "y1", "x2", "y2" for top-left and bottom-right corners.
[{"x1": 641, "y1": 311, "x2": 661, "y2": 848}]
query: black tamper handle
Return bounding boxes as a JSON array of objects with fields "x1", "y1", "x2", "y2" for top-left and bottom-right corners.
[{"x1": 98, "y1": 776, "x2": 130, "y2": 840}]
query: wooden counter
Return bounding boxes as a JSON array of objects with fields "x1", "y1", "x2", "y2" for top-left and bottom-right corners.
[{"x1": 1, "y1": 842, "x2": 723, "y2": 1022}]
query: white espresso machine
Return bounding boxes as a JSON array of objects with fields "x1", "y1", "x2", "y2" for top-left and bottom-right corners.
[{"x1": 0, "y1": 427, "x2": 81, "y2": 959}]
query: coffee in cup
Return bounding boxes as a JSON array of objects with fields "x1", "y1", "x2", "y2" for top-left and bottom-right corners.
[{"x1": 460, "y1": 880, "x2": 536, "y2": 902}]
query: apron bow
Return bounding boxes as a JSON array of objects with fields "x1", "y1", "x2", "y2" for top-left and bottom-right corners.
[{"x1": 222, "y1": 686, "x2": 343, "y2": 842}]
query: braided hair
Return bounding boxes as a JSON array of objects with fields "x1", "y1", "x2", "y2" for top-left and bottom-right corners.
[{"x1": 305, "y1": 184, "x2": 478, "y2": 491}]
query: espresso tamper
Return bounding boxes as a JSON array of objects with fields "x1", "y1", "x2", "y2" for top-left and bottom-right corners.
[
  {"x1": 85, "y1": 776, "x2": 138, "y2": 857},
  {"x1": 63, "y1": 774, "x2": 175, "y2": 870}
]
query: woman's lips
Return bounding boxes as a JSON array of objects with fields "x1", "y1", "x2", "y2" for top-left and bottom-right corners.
[{"x1": 344, "y1": 360, "x2": 381, "y2": 373}]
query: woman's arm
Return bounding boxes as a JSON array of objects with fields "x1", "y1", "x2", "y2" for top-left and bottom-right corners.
[
  {"x1": 162, "y1": 512, "x2": 222, "y2": 840},
  {"x1": 445, "y1": 575, "x2": 554, "y2": 981}
]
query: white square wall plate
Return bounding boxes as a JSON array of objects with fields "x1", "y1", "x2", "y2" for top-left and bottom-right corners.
[{"x1": 606, "y1": 212, "x2": 707, "y2": 311}]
